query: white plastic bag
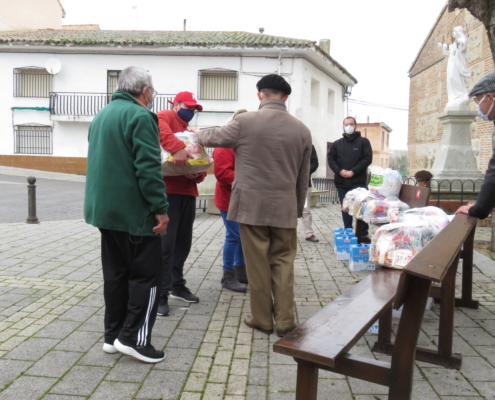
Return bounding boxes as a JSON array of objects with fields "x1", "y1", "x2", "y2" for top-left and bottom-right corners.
[{"x1": 368, "y1": 166, "x2": 402, "y2": 198}]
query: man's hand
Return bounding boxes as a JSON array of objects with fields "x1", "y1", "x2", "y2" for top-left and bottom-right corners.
[
  {"x1": 455, "y1": 203, "x2": 474, "y2": 215},
  {"x1": 153, "y1": 214, "x2": 169, "y2": 235},
  {"x1": 188, "y1": 128, "x2": 200, "y2": 134},
  {"x1": 184, "y1": 172, "x2": 203, "y2": 180},
  {"x1": 339, "y1": 170, "x2": 348, "y2": 178},
  {"x1": 346, "y1": 170, "x2": 355, "y2": 178},
  {"x1": 172, "y1": 148, "x2": 194, "y2": 167}
]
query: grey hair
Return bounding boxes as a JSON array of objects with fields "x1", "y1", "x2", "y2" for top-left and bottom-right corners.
[{"x1": 117, "y1": 66, "x2": 154, "y2": 95}]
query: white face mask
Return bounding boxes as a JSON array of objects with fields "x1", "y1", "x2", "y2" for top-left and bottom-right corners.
[{"x1": 344, "y1": 125, "x2": 355, "y2": 134}]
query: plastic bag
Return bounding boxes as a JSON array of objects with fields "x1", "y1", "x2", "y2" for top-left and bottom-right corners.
[
  {"x1": 370, "y1": 207, "x2": 449, "y2": 270},
  {"x1": 368, "y1": 166, "x2": 402, "y2": 198},
  {"x1": 362, "y1": 196, "x2": 410, "y2": 224},
  {"x1": 342, "y1": 188, "x2": 367, "y2": 213},
  {"x1": 400, "y1": 206, "x2": 450, "y2": 229},
  {"x1": 161, "y1": 131, "x2": 213, "y2": 176},
  {"x1": 350, "y1": 189, "x2": 377, "y2": 220}
]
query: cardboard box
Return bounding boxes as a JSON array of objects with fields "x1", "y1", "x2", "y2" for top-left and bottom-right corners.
[
  {"x1": 333, "y1": 228, "x2": 354, "y2": 250},
  {"x1": 350, "y1": 244, "x2": 370, "y2": 262},
  {"x1": 349, "y1": 261, "x2": 376, "y2": 271},
  {"x1": 335, "y1": 235, "x2": 358, "y2": 260}
]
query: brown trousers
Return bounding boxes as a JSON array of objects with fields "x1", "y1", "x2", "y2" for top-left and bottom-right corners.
[{"x1": 239, "y1": 224, "x2": 297, "y2": 330}]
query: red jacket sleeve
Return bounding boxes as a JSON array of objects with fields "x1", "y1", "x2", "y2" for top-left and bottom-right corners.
[
  {"x1": 213, "y1": 148, "x2": 235, "y2": 185},
  {"x1": 158, "y1": 111, "x2": 186, "y2": 154}
]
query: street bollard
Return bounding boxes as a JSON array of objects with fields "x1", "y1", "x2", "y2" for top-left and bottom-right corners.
[{"x1": 26, "y1": 176, "x2": 39, "y2": 224}]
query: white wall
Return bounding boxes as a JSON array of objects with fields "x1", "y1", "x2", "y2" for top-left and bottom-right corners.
[{"x1": 0, "y1": 51, "x2": 347, "y2": 164}]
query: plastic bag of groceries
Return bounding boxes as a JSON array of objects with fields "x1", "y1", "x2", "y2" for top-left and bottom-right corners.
[
  {"x1": 351, "y1": 189, "x2": 378, "y2": 220},
  {"x1": 161, "y1": 131, "x2": 213, "y2": 176},
  {"x1": 368, "y1": 166, "x2": 403, "y2": 198},
  {"x1": 362, "y1": 196, "x2": 410, "y2": 224},
  {"x1": 342, "y1": 188, "x2": 366, "y2": 213},
  {"x1": 370, "y1": 206, "x2": 449, "y2": 269},
  {"x1": 400, "y1": 206, "x2": 450, "y2": 229}
]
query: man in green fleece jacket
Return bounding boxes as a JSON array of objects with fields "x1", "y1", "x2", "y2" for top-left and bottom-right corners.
[{"x1": 85, "y1": 66, "x2": 169, "y2": 364}]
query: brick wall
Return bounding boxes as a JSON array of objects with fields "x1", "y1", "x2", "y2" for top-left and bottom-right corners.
[
  {"x1": 408, "y1": 7, "x2": 495, "y2": 177},
  {"x1": 0, "y1": 155, "x2": 86, "y2": 175}
]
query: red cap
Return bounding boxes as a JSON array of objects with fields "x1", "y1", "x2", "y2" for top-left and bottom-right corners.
[{"x1": 168, "y1": 91, "x2": 203, "y2": 111}]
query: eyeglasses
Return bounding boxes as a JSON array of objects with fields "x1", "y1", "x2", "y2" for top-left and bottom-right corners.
[{"x1": 473, "y1": 94, "x2": 487, "y2": 105}]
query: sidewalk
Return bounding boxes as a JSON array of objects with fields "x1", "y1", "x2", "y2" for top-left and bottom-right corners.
[{"x1": 0, "y1": 168, "x2": 493, "y2": 399}]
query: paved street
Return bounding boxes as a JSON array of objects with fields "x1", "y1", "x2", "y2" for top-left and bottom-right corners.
[{"x1": 0, "y1": 167, "x2": 494, "y2": 399}]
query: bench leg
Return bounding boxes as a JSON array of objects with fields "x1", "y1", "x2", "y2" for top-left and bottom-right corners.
[
  {"x1": 355, "y1": 219, "x2": 363, "y2": 243},
  {"x1": 295, "y1": 361, "x2": 318, "y2": 400},
  {"x1": 372, "y1": 305, "x2": 393, "y2": 353},
  {"x1": 389, "y1": 276, "x2": 431, "y2": 400},
  {"x1": 457, "y1": 227, "x2": 479, "y2": 309}
]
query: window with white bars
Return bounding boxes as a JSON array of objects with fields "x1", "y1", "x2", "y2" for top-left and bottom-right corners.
[
  {"x1": 199, "y1": 69, "x2": 238, "y2": 100},
  {"x1": 13, "y1": 67, "x2": 52, "y2": 98},
  {"x1": 107, "y1": 70, "x2": 121, "y2": 95},
  {"x1": 14, "y1": 124, "x2": 53, "y2": 155}
]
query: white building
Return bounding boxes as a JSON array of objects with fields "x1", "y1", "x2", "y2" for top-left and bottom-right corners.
[{"x1": 0, "y1": 27, "x2": 357, "y2": 176}]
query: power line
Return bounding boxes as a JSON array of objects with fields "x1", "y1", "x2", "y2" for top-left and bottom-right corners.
[{"x1": 348, "y1": 99, "x2": 409, "y2": 112}]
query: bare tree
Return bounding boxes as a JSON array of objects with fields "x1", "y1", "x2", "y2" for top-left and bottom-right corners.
[
  {"x1": 448, "y1": 0, "x2": 495, "y2": 65},
  {"x1": 389, "y1": 150, "x2": 408, "y2": 173}
]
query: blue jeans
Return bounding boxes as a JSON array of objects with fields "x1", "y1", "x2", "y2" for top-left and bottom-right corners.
[
  {"x1": 220, "y1": 210, "x2": 245, "y2": 270},
  {"x1": 336, "y1": 186, "x2": 369, "y2": 236}
]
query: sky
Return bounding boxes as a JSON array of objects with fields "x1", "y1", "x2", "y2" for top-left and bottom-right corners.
[{"x1": 60, "y1": 0, "x2": 449, "y2": 150}]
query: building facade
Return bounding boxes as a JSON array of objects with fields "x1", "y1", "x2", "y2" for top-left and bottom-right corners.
[
  {"x1": 356, "y1": 122, "x2": 391, "y2": 168},
  {"x1": 408, "y1": 5, "x2": 495, "y2": 177},
  {"x1": 0, "y1": 28, "x2": 357, "y2": 176},
  {"x1": 0, "y1": 0, "x2": 65, "y2": 31}
]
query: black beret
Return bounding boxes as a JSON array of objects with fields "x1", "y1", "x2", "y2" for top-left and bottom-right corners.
[{"x1": 256, "y1": 74, "x2": 292, "y2": 95}]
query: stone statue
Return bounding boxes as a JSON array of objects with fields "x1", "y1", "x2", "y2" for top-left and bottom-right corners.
[{"x1": 438, "y1": 26, "x2": 471, "y2": 109}]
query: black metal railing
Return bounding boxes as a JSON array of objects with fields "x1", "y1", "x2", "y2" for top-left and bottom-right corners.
[
  {"x1": 49, "y1": 92, "x2": 175, "y2": 116},
  {"x1": 312, "y1": 177, "x2": 338, "y2": 203}
]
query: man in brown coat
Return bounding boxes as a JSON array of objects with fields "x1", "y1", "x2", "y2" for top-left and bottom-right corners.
[{"x1": 197, "y1": 74, "x2": 312, "y2": 337}]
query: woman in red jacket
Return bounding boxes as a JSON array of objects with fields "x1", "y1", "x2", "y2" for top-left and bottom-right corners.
[{"x1": 214, "y1": 109, "x2": 248, "y2": 292}]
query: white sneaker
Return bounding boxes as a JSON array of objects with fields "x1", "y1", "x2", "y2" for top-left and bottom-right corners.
[{"x1": 103, "y1": 343, "x2": 118, "y2": 354}]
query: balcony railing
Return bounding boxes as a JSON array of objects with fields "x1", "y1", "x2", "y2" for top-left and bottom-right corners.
[{"x1": 49, "y1": 92, "x2": 175, "y2": 116}]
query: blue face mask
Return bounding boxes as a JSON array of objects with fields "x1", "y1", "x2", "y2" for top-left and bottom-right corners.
[
  {"x1": 146, "y1": 88, "x2": 156, "y2": 110},
  {"x1": 177, "y1": 108, "x2": 195, "y2": 123},
  {"x1": 477, "y1": 95, "x2": 495, "y2": 121}
]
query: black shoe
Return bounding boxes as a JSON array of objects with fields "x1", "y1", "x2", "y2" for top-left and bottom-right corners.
[
  {"x1": 114, "y1": 338, "x2": 164, "y2": 363},
  {"x1": 170, "y1": 286, "x2": 199, "y2": 303},
  {"x1": 157, "y1": 295, "x2": 170, "y2": 316},
  {"x1": 234, "y1": 263, "x2": 248, "y2": 284}
]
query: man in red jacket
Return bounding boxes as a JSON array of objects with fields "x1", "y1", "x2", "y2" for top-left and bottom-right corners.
[{"x1": 157, "y1": 91, "x2": 206, "y2": 316}]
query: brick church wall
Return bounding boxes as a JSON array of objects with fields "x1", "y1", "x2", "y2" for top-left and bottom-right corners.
[{"x1": 408, "y1": 7, "x2": 495, "y2": 177}]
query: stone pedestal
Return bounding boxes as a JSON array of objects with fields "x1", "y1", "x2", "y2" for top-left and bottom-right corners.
[{"x1": 429, "y1": 109, "x2": 484, "y2": 181}]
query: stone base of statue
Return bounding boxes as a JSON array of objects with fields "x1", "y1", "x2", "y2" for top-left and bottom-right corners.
[{"x1": 429, "y1": 109, "x2": 484, "y2": 184}]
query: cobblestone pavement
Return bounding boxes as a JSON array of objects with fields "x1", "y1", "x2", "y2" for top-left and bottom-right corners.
[{"x1": 0, "y1": 204, "x2": 494, "y2": 400}]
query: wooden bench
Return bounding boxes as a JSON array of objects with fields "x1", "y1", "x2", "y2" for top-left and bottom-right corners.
[
  {"x1": 355, "y1": 183, "x2": 479, "y2": 311},
  {"x1": 273, "y1": 213, "x2": 477, "y2": 400}
]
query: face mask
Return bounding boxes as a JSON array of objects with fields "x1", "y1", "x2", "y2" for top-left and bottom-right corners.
[
  {"x1": 146, "y1": 89, "x2": 156, "y2": 110},
  {"x1": 477, "y1": 96, "x2": 495, "y2": 121},
  {"x1": 177, "y1": 108, "x2": 195, "y2": 123},
  {"x1": 344, "y1": 125, "x2": 355, "y2": 134}
]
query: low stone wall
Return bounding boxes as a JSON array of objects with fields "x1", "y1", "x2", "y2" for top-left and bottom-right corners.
[{"x1": 0, "y1": 155, "x2": 87, "y2": 175}]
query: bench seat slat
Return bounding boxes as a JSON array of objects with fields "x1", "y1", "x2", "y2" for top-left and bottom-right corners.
[{"x1": 274, "y1": 268, "x2": 401, "y2": 368}]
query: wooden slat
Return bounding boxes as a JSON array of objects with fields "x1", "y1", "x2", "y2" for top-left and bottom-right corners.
[
  {"x1": 273, "y1": 268, "x2": 401, "y2": 368},
  {"x1": 404, "y1": 214, "x2": 476, "y2": 283}
]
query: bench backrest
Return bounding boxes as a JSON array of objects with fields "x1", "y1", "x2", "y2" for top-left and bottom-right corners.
[{"x1": 398, "y1": 184, "x2": 431, "y2": 208}]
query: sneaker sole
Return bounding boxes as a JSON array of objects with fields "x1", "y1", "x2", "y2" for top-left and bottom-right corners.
[
  {"x1": 157, "y1": 310, "x2": 170, "y2": 316},
  {"x1": 102, "y1": 343, "x2": 118, "y2": 354},
  {"x1": 114, "y1": 339, "x2": 164, "y2": 363},
  {"x1": 169, "y1": 294, "x2": 199, "y2": 303}
]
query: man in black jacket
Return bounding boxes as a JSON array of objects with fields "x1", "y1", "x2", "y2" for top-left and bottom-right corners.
[
  {"x1": 456, "y1": 71, "x2": 495, "y2": 219},
  {"x1": 328, "y1": 117, "x2": 373, "y2": 239},
  {"x1": 302, "y1": 145, "x2": 319, "y2": 242}
]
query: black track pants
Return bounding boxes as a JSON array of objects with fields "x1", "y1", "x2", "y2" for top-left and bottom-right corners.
[{"x1": 99, "y1": 228, "x2": 163, "y2": 347}]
